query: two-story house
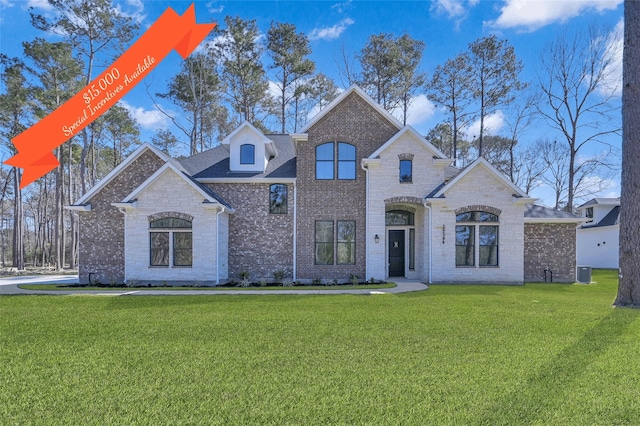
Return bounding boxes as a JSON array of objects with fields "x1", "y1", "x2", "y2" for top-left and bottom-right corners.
[
  {"x1": 68, "y1": 85, "x2": 582, "y2": 285},
  {"x1": 576, "y1": 198, "x2": 620, "y2": 269}
]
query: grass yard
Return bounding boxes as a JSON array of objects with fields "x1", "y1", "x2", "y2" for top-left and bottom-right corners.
[
  {"x1": 2, "y1": 269, "x2": 639, "y2": 425},
  {"x1": 18, "y1": 282, "x2": 396, "y2": 291}
]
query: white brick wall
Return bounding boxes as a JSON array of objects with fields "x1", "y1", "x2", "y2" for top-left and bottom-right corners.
[
  {"x1": 366, "y1": 131, "x2": 526, "y2": 284},
  {"x1": 366, "y1": 132, "x2": 446, "y2": 282},
  {"x1": 430, "y1": 166, "x2": 525, "y2": 284},
  {"x1": 123, "y1": 168, "x2": 229, "y2": 284}
]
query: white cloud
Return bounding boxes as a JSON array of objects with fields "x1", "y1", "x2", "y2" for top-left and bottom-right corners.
[
  {"x1": 111, "y1": 0, "x2": 145, "y2": 25},
  {"x1": 392, "y1": 94, "x2": 437, "y2": 127},
  {"x1": 309, "y1": 18, "x2": 354, "y2": 41},
  {"x1": 487, "y1": 0, "x2": 622, "y2": 32},
  {"x1": 430, "y1": 0, "x2": 466, "y2": 19},
  {"x1": 206, "y1": 1, "x2": 224, "y2": 14},
  {"x1": 25, "y1": 0, "x2": 53, "y2": 10},
  {"x1": 464, "y1": 111, "x2": 506, "y2": 140},
  {"x1": 331, "y1": 0, "x2": 353, "y2": 14},
  {"x1": 119, "y1": 100, "x2": 170, "y2": 130},
  {"x1": 598, "y1": 19, "x2": 623, "y2": 97}
]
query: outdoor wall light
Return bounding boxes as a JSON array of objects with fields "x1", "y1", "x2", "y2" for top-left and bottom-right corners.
[{"x1": 375, "y1": 234, "x2": 380, "y2": 243}]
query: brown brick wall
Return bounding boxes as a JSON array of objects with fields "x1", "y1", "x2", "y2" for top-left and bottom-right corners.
[
  {"x1": 524, "y1": 223, "x2": 577, "y2": 282},
  {"x1": 296, "y1": 91, "x2": 400, "y2": 281},
  {"x1": 77, "y1": 150, "x2": 165, "y2": 284},
  {"x1": 207, "y1": 182, "x2": 294, "y2": 281}
]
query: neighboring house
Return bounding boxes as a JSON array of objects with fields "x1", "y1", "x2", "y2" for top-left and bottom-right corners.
[
  {"x1": 68, "y1": 85, "x2": 583, "y2": 285},
  {"x1": 576, "y1": 198, "x2": 620, "y2": 269}
]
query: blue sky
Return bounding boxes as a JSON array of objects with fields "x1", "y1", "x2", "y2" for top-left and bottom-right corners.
[{"x1": 0, "y1": 0, "x2": 624, "y2": 205}]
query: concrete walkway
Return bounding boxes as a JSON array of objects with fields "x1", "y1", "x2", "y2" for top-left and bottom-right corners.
[{"x1": 0, "y1": 275, "x2": 428, "y2": 296}]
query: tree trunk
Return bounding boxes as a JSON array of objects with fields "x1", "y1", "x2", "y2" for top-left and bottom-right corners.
[
  {"x1": 68, "y1": 143, "x2": 77, "y2": 269},
  {"x1": 616, "y1": 0, "x2": 640, "y2": 307},
  {"x1": 55, "y1": 147, "x2": 65, "y2": 270},
  {"x1": 80, "y1": 128, "x2": 89, "y2": 195},
  {"x1": 12, "y1": 168, "x2": 24, "y2": 270}
]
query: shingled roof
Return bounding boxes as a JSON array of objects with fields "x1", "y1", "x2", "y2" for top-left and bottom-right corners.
[
  {"x1": 178, "y1": 135, "x2": 296, "y2": 180},
  {"x1": 524, "y1": 204, "x2": 583, "y2": 222}
]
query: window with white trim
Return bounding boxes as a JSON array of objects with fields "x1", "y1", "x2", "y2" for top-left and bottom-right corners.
[
  {"x1": 240, "y1": 144, "x2": 255, "y2": 165},
  {"x1": 455, "y1": 211, "x2": 498, "y2": 267},
  {"x1": 149, "y1": 217, "x2": 192, "y2": 267}
]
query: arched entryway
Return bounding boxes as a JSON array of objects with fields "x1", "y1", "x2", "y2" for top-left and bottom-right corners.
[{"x1": 384, "y1": 197, "x2": 424, "y2": 279}]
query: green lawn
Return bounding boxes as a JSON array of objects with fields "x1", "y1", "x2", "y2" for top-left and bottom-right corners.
[
  {"x1": 2, "y1": 269, "x2": 639, "y2": 425},
  {"x1": 18, "y1": 282, "x2": 396, "y2": 291}
]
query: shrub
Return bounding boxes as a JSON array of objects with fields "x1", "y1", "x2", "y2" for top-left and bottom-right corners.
[
  {"x1": 349, "y1": 274, "x2": 359, "y2": 286},
  {"x1": 281, "y1": 278, "x2": 294, "y2": 287},
  {"x1": 239, "y1": 271, "x2": 250, "y2": 281},
  {"x1": 273, "y1": 269, "x2": 285, "y2": 284},
  {"x1": 259, "y1": 279, "x2": 267, "y2": 287}
]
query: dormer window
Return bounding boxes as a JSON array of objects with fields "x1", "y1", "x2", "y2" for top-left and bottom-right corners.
[
  {"x1": 240, "y1": 144, "x2": 255, "y2": 165},
  {"x1": 586, "y1": 207, "x2": 593, "y2": 219}
]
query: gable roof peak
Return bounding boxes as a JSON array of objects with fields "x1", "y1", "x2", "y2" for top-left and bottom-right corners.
[
  {"x1": 71, "y1": 142, "x2": 171, "y2": 206},
  {"x1": 298, "y1": 84, "x2": 403, "y2": 133},
  {"x1": 426, "y1": 156, "x2": 531, "y2": 201},
  {"x1": 368, "y1": 125, "x2": 450, "y2": 160},
  {"x1": 221, "y1": 120, "x2": 272, "y2": 145}
]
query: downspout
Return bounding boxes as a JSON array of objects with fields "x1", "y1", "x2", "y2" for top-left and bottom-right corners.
[
  {"x1": 293, "y1": 182, "x2": 297, "y2": 281},
  {"x1": 423, "y1": 202, "x2": 432, "y2": 284},
  {"x1": 216, "y1": 206, "x2": 225, "y2": 285},
  {"x1": 361, "y1": 162, "x2": 370, "y2": 280},
  {"x1": 116, "y1": 207, "x2": 127, "y2": 283}
]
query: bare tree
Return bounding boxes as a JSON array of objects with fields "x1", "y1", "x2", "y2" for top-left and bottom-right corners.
[
  {"x1": 335, "y1": 44, "x2": 357, "y2": 89},
  {"x1": 0, "y1": 57, "x2": 29, "y2": 270},
  {"x1": 31, "y1": 0, "x2": 138, "y2": 195},
  {"x1": 616, "y1": 0, "x2": 640, "y2": 307},
  {"x1": 467, "y1": 35, "x2": 524, "y2": 158},
  {"x1": 503, "y1": 92, "x2": 538, "y2": 183},
  {"x1": 539, "y1": 139, "x2": 571, "y2": 210},
  {"x1": 427, "y1": 54, "x2": 474, "y2": 164},
  {"x1": 512, "y1": 141, "x2": 548, "y2": 195},
  {"x1": 538, "y1": 139, "x2": 616, "y2": 210},
  {"x1": 537, "y1": 24, "x2": 622, "y2": 211},
  {"x1": 267, "y1": 22, "x2": 315, "y2": 133}
]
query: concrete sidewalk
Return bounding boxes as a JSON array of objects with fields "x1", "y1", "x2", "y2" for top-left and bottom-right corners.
[{"x1": 0, "y1": 275, "x2": 428, "y2": 296}]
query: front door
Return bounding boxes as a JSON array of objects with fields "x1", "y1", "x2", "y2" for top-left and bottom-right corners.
[{"x1": 388, "y1": 230, "x2": 405, "y2": 277}]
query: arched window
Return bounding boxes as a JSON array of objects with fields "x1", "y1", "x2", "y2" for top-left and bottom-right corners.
[
  {"x1": 315, "y1": 142, "x2": 356, "y2": 180},
  {"x1": 149, "y1": 217, "x2": 192, "y2": 267},
  {"x1": 316, "y1": 143, "x2": 334, "y2": 180},
  {"x1": 385, "y1": 210, "x2": 415, "y2": 226},
  {"x1": 455, "y1": 211, "x2": 498, "y2": 267},
  {"x1": 338, "y1": 143, "x2": 356, "y2": 180},
  {"x1": 269, "y1": 184, "x2": 288, "y2": 214},
  {"x1": 240, "y1": 144, "x2": 255, "y2": 165}
]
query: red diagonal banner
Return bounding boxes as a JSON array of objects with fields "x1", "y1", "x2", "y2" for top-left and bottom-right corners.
[{"x1": 4, "y1": 4, "x2": 216, "y2": 188}]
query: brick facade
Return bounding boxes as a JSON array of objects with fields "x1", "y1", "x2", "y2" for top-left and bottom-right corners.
[
  {"x1": 123, "y1": 168, "x2": 229, "y2": 285},
  {"x1": 74, "y1": 87, "x2": 581, "y2": 286},
  {"x1": 207, "y1": 182, "x2": 294, "y2": 281},
  {"x1": 77, "y1": 149, "x2": 165, "y2": 284},
  {"x1": 524, "y1": 223, "x2": 577, "y2": 282},
  {"x1": 429, "y1": 166, "x2": 527, "y2": 284},
  {"x1": 296, "y1": 91, "x2": 400, "y2": 281}
]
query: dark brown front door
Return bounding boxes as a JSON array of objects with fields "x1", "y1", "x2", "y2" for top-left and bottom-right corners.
[{"x1": 388, "y1": 230, "x2": 405, "y2": 277}]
